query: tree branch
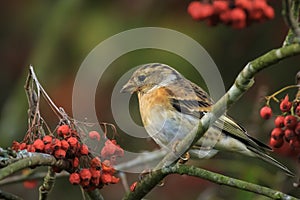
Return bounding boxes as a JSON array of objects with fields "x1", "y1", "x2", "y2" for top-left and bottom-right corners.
[
  {"x1": 169, "y1": 165, "x2": 297, "y2": 200},
  {"x1": 0, "y1": 152, "x2": 69, "y2": 180},
  {"x1": 282, "y1": 0, "x2": 300, "y2": 45},
  {"x1": 124, "y1": 163, "x2": 299, "y2": 200}
]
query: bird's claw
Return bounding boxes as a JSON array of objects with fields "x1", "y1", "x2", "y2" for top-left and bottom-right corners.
[{"x1": 178, "y1": 152, "x2": 190, "y2": 164}]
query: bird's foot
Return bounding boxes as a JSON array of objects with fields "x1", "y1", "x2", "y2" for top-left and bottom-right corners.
[
  {"x1": 172, "y1": 140, "x2": 190, "y2": 164},
  {"x1": 178, "y1": 152, "x2": 190, "y2": 164}
]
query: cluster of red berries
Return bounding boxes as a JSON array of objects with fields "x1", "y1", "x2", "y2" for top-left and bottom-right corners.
[
  {"x1": 260, "y1": 94, "x2": 300, "y2": 157},
  {"x1": 187, "y1": 0, "x2": 274, "y2": 29},
  {"x1": 68, "y1": 158, "x2": 119, "y2": 191},
  {"x1": 11, "y1": 124, "x2": 124, "y2": 190}
]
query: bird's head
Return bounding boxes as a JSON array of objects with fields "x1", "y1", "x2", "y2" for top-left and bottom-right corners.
[{"x1": 121, "y1": 63, "x2": 182, "y2": 94}]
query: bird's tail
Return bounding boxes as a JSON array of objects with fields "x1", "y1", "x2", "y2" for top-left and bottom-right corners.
[{"x1": 247, "y1": 146, "x2": 295, "y2": 177}]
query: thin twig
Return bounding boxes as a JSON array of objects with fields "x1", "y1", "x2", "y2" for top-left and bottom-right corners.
[
  {"x1": 29, "y1": 66, "x2": 63, "y2": 119},
  {"x1": 282, "y1": 0, "x2": 300, "y2": 45},
  {"x1": 39, "y1": 167, "x2": 56, "y2": 200},
  {"x1": 265, "y1": 85, "x2": 300, "y2": 105}
]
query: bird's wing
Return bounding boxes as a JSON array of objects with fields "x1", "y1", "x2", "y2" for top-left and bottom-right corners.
[
  {"x1": 213, "y1": 115, "x2": 272, "y2": 152},
  {"x1": 166, "y1": 81, "x2": 271, "y2": 152},
  {"x1": 166, "y1": 81, "x2": 213, "y2": 118}
]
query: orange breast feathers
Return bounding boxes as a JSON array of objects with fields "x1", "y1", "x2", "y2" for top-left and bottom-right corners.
[
  {"x1": 138, "y1": 87, "x2": 174, "y2": 124},
  {"x1": 138, "y1": 87, "x2": 173, "y2": 109}
]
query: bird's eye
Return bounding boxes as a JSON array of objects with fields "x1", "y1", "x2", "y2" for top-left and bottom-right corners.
[{"x1": 138, "y1": 75, "x2": 146, "y2": 82}]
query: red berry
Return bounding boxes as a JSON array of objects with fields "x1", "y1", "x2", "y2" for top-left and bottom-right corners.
[
  {"x1": 230, "y1": 8, "x2": 246, "y2": 22},
  {"x1": 212, "y1": 1, "x2": 228, "y2": 14},
  {"x1": 69, "y1": 173, "x2": 81, "y2": 185},
  {"x1": 280, "y1": 95, "x2": 292, "y2": 112},
  {"x1": 295, "y1": 122, "x2": 300, "y2": 135},
  {"x1": 228, "y1": 8, "x2": 247, "y2": 29},
  {"x1": 90, "y1": 168, "x2": 101, "y2": 185},
  {"x1": 90, "y1": 157, "x2": 101, "y2": 169},
  {"x1": 57, "y1": 125, "x2": 70, "y2": 137},
  {"x1": 11, "y1": 141, "x2": 20, "y2": 151},
  {"x1": 111, "y1": 176, "x2": 120, "y2": 184},
  {"x1": 187, "y1": 1, "x2": 214, "y2": 20},
  {"x1": 101, "y1": 173, "x2": 112, "y2": 184},
  {"x1": 274, "y1": 116, "x2": 285, "y2": 128},
  {"x1": 51, "y1": 139, "x2": 61, "y2": 150},
  {"x1": 73, "y1": 157, "x2": 79, "y2": 168},
  {"x1": 130, "y1": 181, "x2": 138, "y2": 192},
  {"x1": 263, "y1": 5, "x2": 275, "y2": 19},
  {"x1": 33, "y1": 139, "x2": 45, "y2": 152},
  {"x1": 90, "y1": 168, "x2": 101, "y2": 179},
  {"x1": 252, "y1": 0, "x2": 267, "y2": 10},
  {"x1": 235, "y1": 0, "x2": 252, "y2": 10},
  {"x1": 269, "y1": 137, "x2": 283, "y2": 148},
  {"x1": 27, "y1": 144, "x2": 35, "y2": 152},
  {"x1": 60, "y1": 140, "x2": 70, "y2": 150},
  {"x1": 271, "y1": 128, "x2": 283, "y2": 140},
  {"x1": 80, "y1": 144, "x2": 89, "y2": 155},
  {"x1": 23, "y1": 180, "x2": 38, "y2": 189},
  {"x1": 284, "y1": 129, "x2": 295, "y2": 142},
  {"x1": 289, "y1": 138, "x2": 300, "y2": 149},
  {"x1": 102, "y1": 160, "x2": 115, "y2": 173},
  {"x1": 284, "y1": 115, "x2": 297, "y2": 129},
  {"x1": 89, "y1": 131, "x2": 100, "y2": 141},
  {"x1": 101, "y1": 141, "x2": 116, "y2": 158},
  {"x1": 54, "y1": 149, "x2": 66, "y2": 159},
  {"x1": 248, "y1": 0, "x2": 267, "y2": 21},
  {"x1": 67, "y1": 137, "x2": 78, "y2": 147},
  {"x1": 220, "y1": 10, "x2": 231, "y2": 23},
  {"x1": 44, "y1": 143, "x2": 53, "y2": 154},
  {"x1": 295, "y1": 105, "x2": 300, "y2": 116},
  {"x1": 260, "y1": 106, "x2": 272, "y2": 119},
  {"x1": 80, "y1": 168, "x2": 92, "y2": 181},
  {"x1": 19, "y1": 143, "x2": 27, "y2": 150},
  {"x1": 43, "y1": 135, "x2": 53, "y2": 144}
]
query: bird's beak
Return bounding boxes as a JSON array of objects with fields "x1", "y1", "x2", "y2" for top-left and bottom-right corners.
[{"x1": 120, "y1": 81, "x2": 136, "y2": 94}]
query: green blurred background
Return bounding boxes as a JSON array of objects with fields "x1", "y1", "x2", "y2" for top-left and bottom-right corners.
[{"x1": 0, "y1": 1, "x2": 299, "y2": 199}]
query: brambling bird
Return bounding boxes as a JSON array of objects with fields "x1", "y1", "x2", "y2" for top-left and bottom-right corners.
[{"x1": 121, "y1": 63, "x2": 293, "y2": 176}]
